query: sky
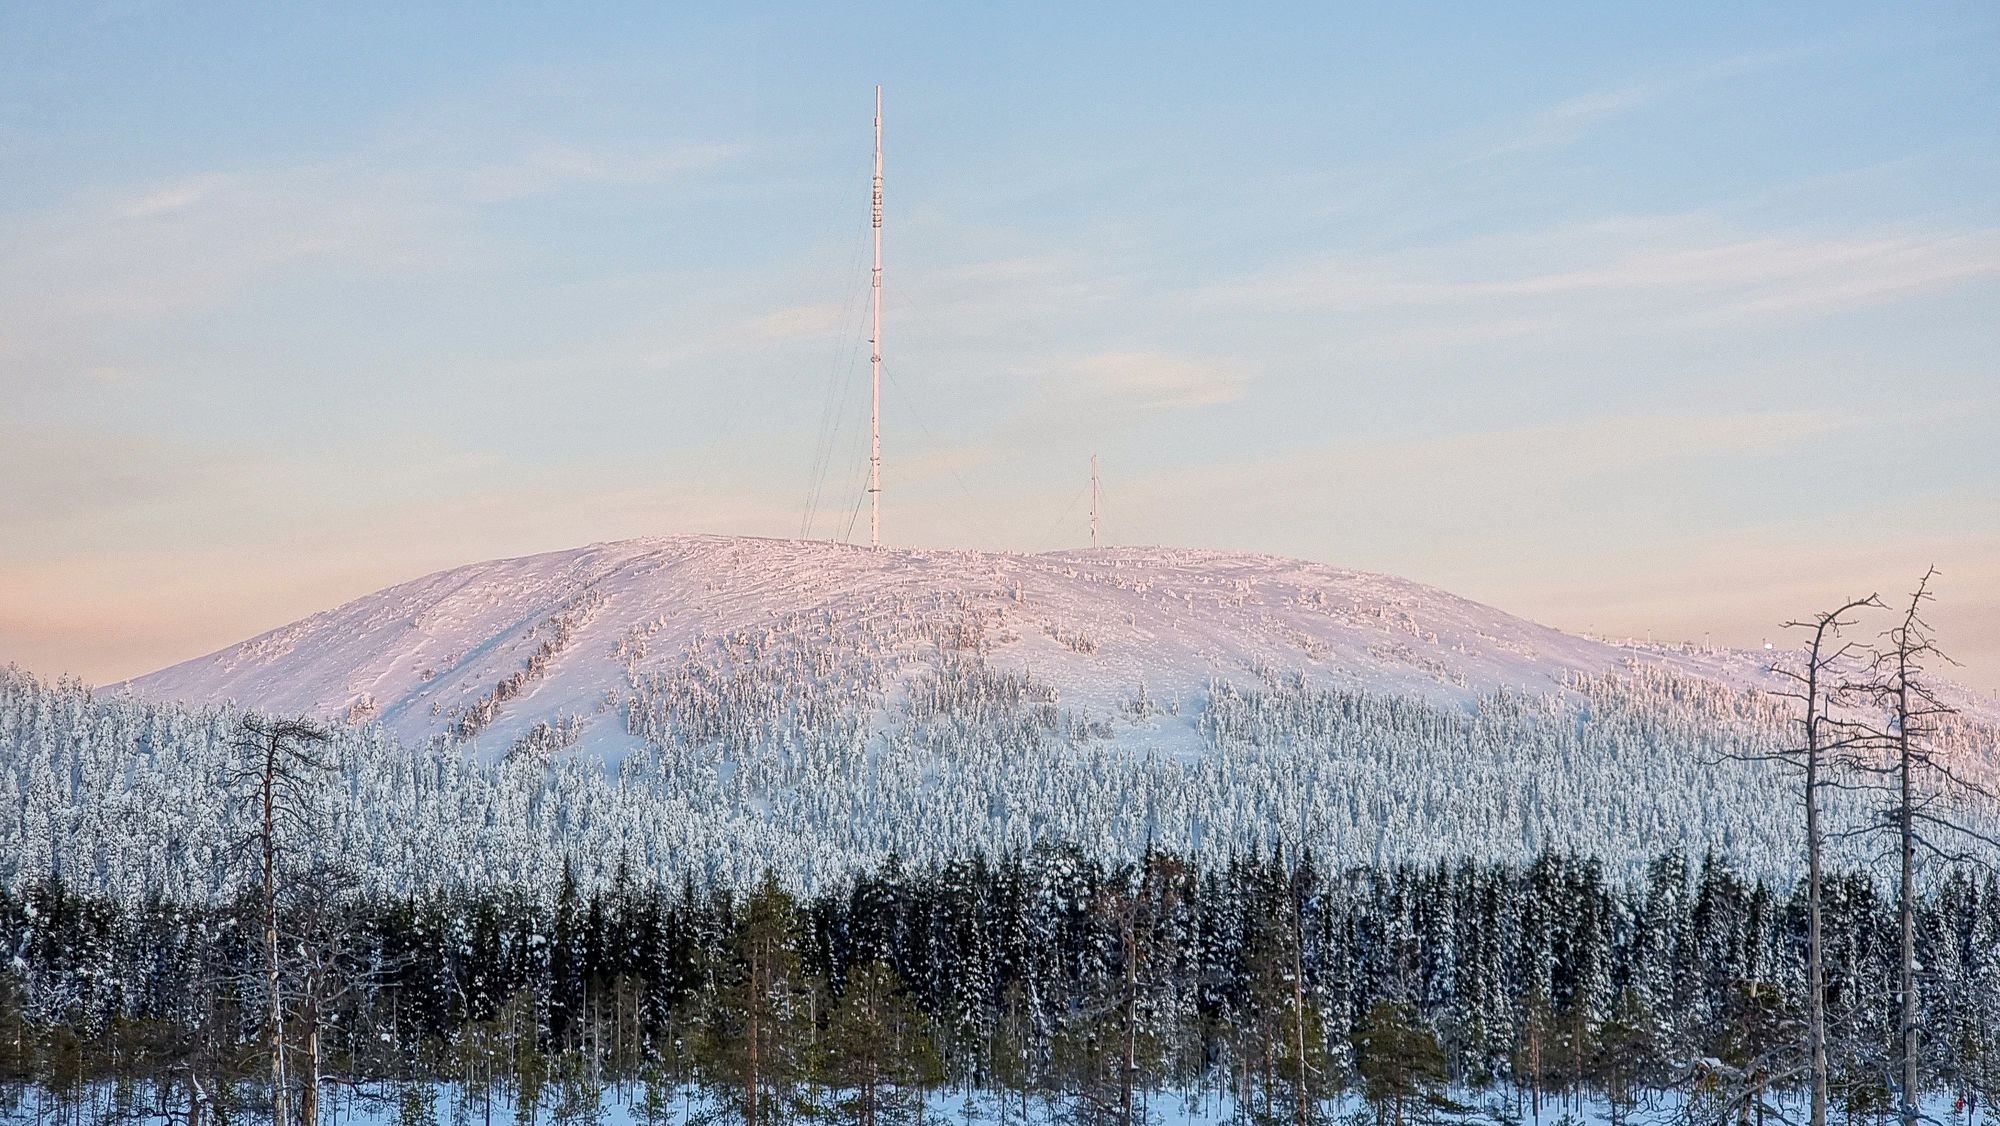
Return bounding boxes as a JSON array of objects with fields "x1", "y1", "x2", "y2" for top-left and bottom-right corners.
[{"x1": 2, "y1": 2, "x2": 1997, "y2": 692}]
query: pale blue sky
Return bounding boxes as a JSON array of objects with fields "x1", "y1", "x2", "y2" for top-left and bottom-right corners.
[{"x1": 3, "y1": 2, "x2": 1997, "y2": 688}]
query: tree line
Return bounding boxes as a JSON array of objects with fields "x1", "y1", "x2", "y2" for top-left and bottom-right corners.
[{"x1": 3, "y1": 844, "x2": 1997, "y2": 1126}]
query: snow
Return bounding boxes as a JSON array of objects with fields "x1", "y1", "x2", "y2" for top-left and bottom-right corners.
[
  {"x1": 9, "y1": 1081, "x2": 1985, "y2": 1126},
  {"x1": 4, "y1": 535, "x2": 1975, "y2": 901},
  {"x1": 114, "y1": 535, "x2": 1841, "y2": 761}
]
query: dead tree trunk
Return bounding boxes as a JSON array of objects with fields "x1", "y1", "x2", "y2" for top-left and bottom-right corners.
[
  {"x1": 260, "y1": 725, "x2": 289, "y2": 1126},
  {"x1": 1862, "y1": 570, "x2": 1994, "y2": 1126},
  {"x1": 230, "y1": 716, "x2": 331, "y2": 1126},
  {"x1": 1890, "y1": 637, "x2": 1921, "y2": 1126},
  {"x1": 1779, "y1": 596, "x2": 1880, "y2": 1126},
  {"x1": 300, "y1": 989, "x2": 321, "y2": 1126}
]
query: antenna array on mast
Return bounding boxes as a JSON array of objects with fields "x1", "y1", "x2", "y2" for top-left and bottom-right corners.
[
  {"x1": 1090, "y1": 454, "x2": 1099, "y2": 549},
  {"x1": 868, "y1": 85, "x2": 884, "y2": 549}
]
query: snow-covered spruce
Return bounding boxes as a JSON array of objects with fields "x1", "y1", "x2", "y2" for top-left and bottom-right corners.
[
  {"x1": 3, "y1": 657, "x2": 1995, "y2": 904},
  {"x1": 3, "y1": 848, "x2": 1998, "y2": 1123}
]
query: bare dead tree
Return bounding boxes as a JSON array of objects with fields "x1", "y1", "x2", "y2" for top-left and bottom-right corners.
[
  {"x1": 1848, "y1": 571, "x2": 1998, "y2": 1126},
  {"x1": 1752, "y1": 594, "x2": 1884, "y2": 1126},
  {"x1": 228, "y1": 715, "x2": 333, "y2": 1126},
  {"x1": 280, "y1": 860, "x2": 383, "y2": 1126}
]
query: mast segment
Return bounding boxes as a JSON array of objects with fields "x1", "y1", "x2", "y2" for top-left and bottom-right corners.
[
  {"x1": 1090, "y1": 454, "x2": 1099, "y2": 549},
  {"x1": 868, "y1": 85, "x2": 884, "y2": 549}
]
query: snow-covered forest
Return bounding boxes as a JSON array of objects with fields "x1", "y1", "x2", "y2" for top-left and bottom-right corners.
[
  {"x1": 5, "y1": 846, "x2": 1998, "y2": 1126},
  {"x1": 6, "y1": 662, "x2": 1996, "y2": 904}
]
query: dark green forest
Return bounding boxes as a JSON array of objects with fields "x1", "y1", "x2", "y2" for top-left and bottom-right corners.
[{"x1": 4, "y1": 847, "x2": 1997, "y2": 1126}]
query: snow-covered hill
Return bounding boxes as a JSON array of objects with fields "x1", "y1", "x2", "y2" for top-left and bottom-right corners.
[
  {"x1": 12, "y1": 534, "x2": 1978, "y2": 901},
  {"x1": 122, "y1": 535, "x2": 1770, "y2": 758}
]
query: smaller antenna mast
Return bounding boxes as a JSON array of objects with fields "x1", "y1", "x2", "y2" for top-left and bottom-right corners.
[{"x1": 1090, "y1": 454, "x2": 1100, "y2": 549}]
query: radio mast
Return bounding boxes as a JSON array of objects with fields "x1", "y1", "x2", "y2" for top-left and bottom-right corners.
[
  {"x1": 1090, "y1": 454, "x2": 1100, "y2": 548},
  {"x1": 868, "y1": 85, "x2": 884, "y2": 549}
]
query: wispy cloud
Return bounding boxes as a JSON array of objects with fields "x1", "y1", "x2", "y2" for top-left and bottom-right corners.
[
  {"x1": 108, "y1": 173, "x2": 236, "y2": 220},
  {"x1": 1481, "y1": 84, "x2": 1658, "y2": 158},
  {"x1": 1138, "y1": 408, "x2": 1860, "y2": 509},
  {"x1": 1202, "y1": 220, "x2": 2000, "y2": 332},
  {"x1": 0, "y1": 136, "x2": 742, "y2": 368},
  {"x1": 459, "y1": 140, "x2": 739, "y2": 202},
  {"x1": 0, "y1": 166, "x2": 457, "y2": 351},
  {"x1": 1053, "y1": 352, "x2": 1248, "y2": 412},
  {"x1": 1382, "y1": 409, "x2": 1855, "y2": 469},
  {"x1": 1474, "y1": 37, "x2": 1849, "y2": 159}
]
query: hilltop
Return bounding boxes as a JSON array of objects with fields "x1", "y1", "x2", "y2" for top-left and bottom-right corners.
[{"x1": 122, "y1": 535, "x2": 1771, "y2": 759}]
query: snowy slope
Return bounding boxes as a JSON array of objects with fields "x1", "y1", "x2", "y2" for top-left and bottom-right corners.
[
  {"x1": 121, "y1": 535, "x2": 1749, "y2": 758},
  {"x1": 17, "y1": 535, "x2": 1983, "y2": 897}
]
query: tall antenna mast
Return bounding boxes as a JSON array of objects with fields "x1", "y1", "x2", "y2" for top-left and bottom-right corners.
[
  {"x1": 868, "y1": 85, "x2": 884, "y2": 549},
  {"x1": 1090, "y1": 454, "x2": 1099, "y2": 549}
]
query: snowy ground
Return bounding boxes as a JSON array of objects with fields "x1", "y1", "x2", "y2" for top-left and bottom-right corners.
[{"x1": 7, "y1": 1081, "x2": 1986, "y2": 1126}]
